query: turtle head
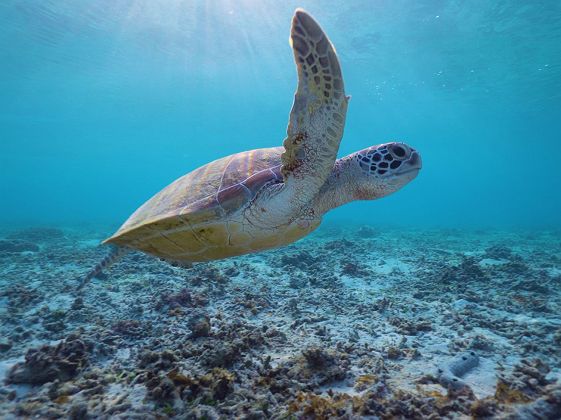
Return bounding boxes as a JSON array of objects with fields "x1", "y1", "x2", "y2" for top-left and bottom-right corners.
[{"x1": 352, "y1": 142, "x2": 422, "y2": 200}]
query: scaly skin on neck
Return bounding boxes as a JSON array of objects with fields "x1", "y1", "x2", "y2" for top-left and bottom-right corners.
[{"x1": 313, "y1": 154, "x2": 360, "y2": 217}]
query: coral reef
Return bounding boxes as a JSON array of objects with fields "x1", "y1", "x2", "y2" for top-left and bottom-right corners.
[
  {"x1": 0, "y1": 240, "x2": 39, "y2": 253},
  {"x1": 0, "y1": 225, "x2": 559, "y2": 418},
  {"x1": 6, "y1": 227, "x2": 64, "y2": 242},
  {"x1": 6, "y1": 332, "x2": 91, "y2": 385}
]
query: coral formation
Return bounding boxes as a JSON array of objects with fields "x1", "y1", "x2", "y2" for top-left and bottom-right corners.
[
  {"x1": 0, "y1": 240, "x2": 39, "y2": 253},
  {"x1": 0, "y1": 226, "x2": 559, "y2": 417},
  {"x1": 6, "y1": 332, "x2": 91, "y2": 385}
]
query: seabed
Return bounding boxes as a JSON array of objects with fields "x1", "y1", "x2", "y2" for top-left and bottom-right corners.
[{"x1": 0, "y1": 224, "x2": 560, "y2": 418}]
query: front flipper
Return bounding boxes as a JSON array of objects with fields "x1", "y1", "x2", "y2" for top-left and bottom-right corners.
[{"x1": 282, "y1": 9, "x2": 349, "y2": 203}]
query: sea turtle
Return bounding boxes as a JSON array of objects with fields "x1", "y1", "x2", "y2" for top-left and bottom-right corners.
[{"x1": 81, "y1": 9, "x2": 422, "y2": 288}]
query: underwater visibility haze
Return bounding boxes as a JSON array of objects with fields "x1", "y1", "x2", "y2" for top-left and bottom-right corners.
[
  {"x1": 1, "y1": 1, "x2": 561, "y2": 418},
  {"x1": 1, "y1": 0, "x2": 561, "y2": 228}
]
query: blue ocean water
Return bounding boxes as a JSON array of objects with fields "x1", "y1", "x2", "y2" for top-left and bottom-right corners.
[
  {"x1": 2, "y1": 3, "x2": 561, "y2": 417},
  {"x1": 1, "y1": 0, "x2": 560, "y2": 229}
]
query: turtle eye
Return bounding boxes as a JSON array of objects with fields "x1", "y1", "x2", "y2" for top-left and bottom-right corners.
[{"x1": 389, "y1": 143, "x2": 410, "y2": 160}]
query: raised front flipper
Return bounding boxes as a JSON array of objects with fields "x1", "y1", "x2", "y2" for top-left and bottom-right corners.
[
  {"x1": 245, "y1": 10, "x2": 349, "y2": 228},
  {"x1": 281, "y1": 9, "x2": 349, "y2": 205}
]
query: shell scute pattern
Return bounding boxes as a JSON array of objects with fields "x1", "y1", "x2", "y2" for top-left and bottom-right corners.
[{"x1": 107, "y1": 148, "x2": 284, "y2": 247}]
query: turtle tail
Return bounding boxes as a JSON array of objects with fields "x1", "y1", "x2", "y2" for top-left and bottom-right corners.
[{"x1": 77, "y1": 245, "x2": 128, "y2": 291}]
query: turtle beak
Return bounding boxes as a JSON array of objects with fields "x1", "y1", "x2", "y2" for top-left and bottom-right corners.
[
  {"x1": 408, "y1": 151, "x2": 422, "y2": 170},
  {"x1": 397, "y1": 150, "x2": 422, "y2": 175}
]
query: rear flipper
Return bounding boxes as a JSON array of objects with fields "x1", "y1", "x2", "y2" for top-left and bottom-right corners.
[{"x1": 78, "y1": 245, "x2": 128, "y2": 290}]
